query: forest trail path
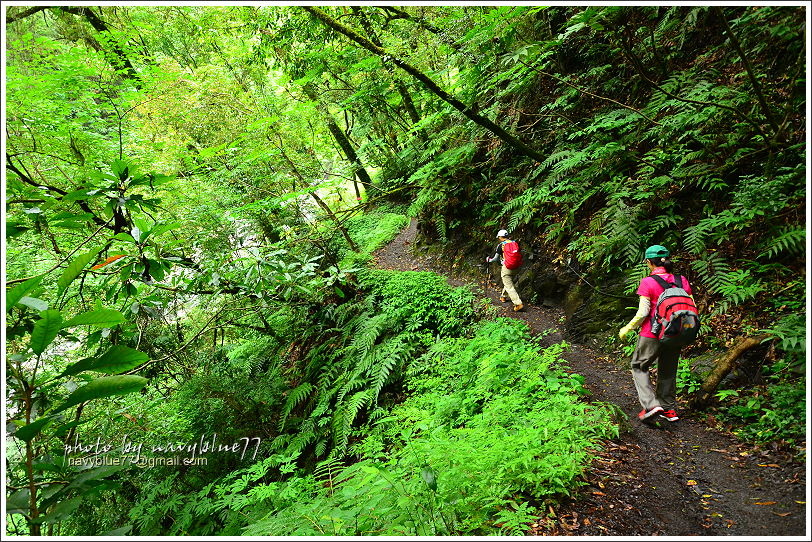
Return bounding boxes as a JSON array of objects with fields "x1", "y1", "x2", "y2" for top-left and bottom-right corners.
[{"x1": 373, "y1": 219, "x2": 807, "y2": 536}]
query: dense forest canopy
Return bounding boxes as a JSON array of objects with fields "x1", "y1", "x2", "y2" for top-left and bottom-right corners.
[{"x1": 3, "y1": 3, "x2": 807, "y2": 536}]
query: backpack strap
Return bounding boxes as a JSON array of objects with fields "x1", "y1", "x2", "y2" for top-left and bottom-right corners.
[{"x1": 649, "y1": 274, "x2": 675, "y2": 289}]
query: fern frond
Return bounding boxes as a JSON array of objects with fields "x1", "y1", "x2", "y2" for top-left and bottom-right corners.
[
  {"x1": 691, "y1": 252, "x2": 731, "y2": 294},
  {"x1": 332, "y1": 389, "x2": 373, "y2": 452},
  {"x1": 758, "y1": 226, "x2": 805, "y2": 260},
  {"x1": 314, "y1": 456, "x2": 345, "y2": 489},
  {"x1": 351, "y1": 313, "x2": 388, "y2": 359},
  {"x1": 278, "y1": 382, "x2": 315, "y2": 430},
  {"x1": 371, "y1": 351, "x2": 400, "y2": 402},
  {"x1": 643, "y1": 212, "x2": 681, "y2": 237},
  {"x1": 683, "y1": 220, "x2": 712, "y2": 254}
]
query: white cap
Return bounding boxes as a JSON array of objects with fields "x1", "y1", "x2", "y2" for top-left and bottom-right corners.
[{"x1": 496, "y1": 229, "x2": 509, "y2": 238}]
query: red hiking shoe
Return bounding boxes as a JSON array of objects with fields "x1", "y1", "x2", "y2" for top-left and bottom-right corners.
[
  {"x1": 638, "y1": 406, "x2": 664, "y2": 421},
  {"x1": 660, "y1": 409, "x2": 680, "y2": 422}
]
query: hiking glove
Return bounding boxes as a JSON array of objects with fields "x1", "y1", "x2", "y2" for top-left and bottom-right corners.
[{"x1": 618, "y1": 325, "x2": 633, "y2": 339}]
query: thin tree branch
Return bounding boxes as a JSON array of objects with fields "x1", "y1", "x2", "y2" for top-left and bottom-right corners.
[
  {"x1": 713, "y1": 7, "x2": 779, "y2": 135},
  {"x1": 6, "y1": 217, "x2": 114, "y2": 286}
]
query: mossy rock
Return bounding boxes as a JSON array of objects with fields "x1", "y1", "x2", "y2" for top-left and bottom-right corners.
[{"x1": 564, "y1": 278, "x2": 628, "y2": 342}]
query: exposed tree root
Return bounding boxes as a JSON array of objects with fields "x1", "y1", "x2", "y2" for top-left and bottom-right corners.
[{"x1": 690, "y1": 335, "x2": 768, "y2": 408}]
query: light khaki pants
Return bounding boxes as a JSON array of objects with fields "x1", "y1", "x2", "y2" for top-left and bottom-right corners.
[
  {"x1": 630, "y1": 335, "x2": 680, "y2": 411},
  {"x1": 500, "y1": 265, "x2": 522, "y2": 305}
]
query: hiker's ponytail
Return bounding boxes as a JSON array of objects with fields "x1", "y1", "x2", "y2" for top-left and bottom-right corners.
[{"x1": 650, "y1": 256, "x2": 674, "y2": 273}]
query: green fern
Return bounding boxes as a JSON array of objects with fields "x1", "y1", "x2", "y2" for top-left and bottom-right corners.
[
  {"x1": 278, "y1": 382, "x2": 315, "y2": 430},
  {"x1": 758, "y1": 226, "x2": 805, "y2": 260},
  {"x1": 712, "y1": 269, "x2": 765, "y2": 313},
  {"x1": 602, "y1": 200, "x2": 641, "y2": 266},
  {"x1": 314, "y1": 457, "x2": 345, "y2": 495},
  {"x1": 371, "y1": 349, "x2": 401, "y2": 402},
  {"x1": 332, "y1": 389, "x2": 373, "y2": 452},
  {"x1": 350, "y1": 312, "x2": 388, "y2": 359},
  {"x1": 643, "y1": 212, "x2": 681, "y2": 238},
  {"x1": 691, "y1": 252, "x2": 732, "y2": 295}
]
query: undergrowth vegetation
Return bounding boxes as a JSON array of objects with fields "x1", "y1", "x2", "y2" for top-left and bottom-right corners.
[{"x1": 96, "y1": 222, "x2": 615, "y2": 536}]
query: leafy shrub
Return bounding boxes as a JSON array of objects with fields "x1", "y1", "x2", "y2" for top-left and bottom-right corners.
[{"x1": 715, "y1": 380, "x2": 806, "y2": 445}]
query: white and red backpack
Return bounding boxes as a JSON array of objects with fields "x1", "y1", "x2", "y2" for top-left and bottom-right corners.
[{"x1": 649, "y1": 274, "x2": 700, "y2": 346}]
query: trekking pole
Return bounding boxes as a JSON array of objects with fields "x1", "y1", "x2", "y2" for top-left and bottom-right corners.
[
  {"x1": 478, "y1": 262, "x2": 488, "y2": 294},
  {"x1": 481, "y1": 261, "x2": 492, "y2": 294}
]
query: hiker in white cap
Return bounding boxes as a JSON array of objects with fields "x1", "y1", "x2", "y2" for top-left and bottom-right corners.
[{"x1": 486, "y1": 229, "x2": 524, "y2": 312}]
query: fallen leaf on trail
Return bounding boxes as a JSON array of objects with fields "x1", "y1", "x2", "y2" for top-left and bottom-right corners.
[
  {"x1": 687, "y1": 480, "x2": 698, "y2": 486},
  {"x1": 709, "y1": 449, "x2": 728, "y2": 454},
  {"x1": 773, "y1": 512, "x2": 791, "y2": 517},
  {"x1": 795, "y1": 500, "x2": 806, "y2": 504},
  {"x1": 739, "y1": 451, "x2": 749, "y2": 456},
  {"x1": 592, "y1": 491, "x2": 606, "y2": 496},
  {"x1": 753, "y1": 501, "x2": 777, "y2": 505},
  {"x1": 758, "y1": 463, "x2": 781, "y2": 468}
]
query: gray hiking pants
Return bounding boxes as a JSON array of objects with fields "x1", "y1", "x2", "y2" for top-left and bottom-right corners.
[
  {"x1": 630, "y1": 335, "x2": 681, "y2": 411},
  {"x1": 500, "y1": 264, "x2": 522, "y2": 305}
]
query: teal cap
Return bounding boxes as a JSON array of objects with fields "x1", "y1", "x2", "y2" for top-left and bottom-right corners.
[{"x1": 644, "y1": 245, "x2": 670, "y2": 259}]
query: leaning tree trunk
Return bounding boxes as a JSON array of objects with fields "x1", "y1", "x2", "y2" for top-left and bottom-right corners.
[
  {"x1": 689, "y1": 335, "x2": 768, "y2": 408},
  {"x1": 324, "y1": 120, "x2": 373, "y2": 200},
  {"x1": 303, "y1": 6, "x2": 548, "y2": 164},
  {"x1": 302, "y1": 85, "x2": 375, "y2": 199}
]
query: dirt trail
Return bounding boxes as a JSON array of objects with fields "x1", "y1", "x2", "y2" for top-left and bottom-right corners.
[{"x1": 373, "y1": 219, "x2": 807, "y2": 537}]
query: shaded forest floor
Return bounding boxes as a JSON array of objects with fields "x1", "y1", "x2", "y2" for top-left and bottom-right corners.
[{"x1": 373, "y1": 219, "x2": 807, "y2": 537}]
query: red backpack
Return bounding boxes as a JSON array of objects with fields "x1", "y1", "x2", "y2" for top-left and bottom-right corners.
[
  {"x1": 649, "y1": 275, "x2": 700, "y2": 346},
  {"x1": 502, "y1": 240, "x2": 523, "y2": 270}
]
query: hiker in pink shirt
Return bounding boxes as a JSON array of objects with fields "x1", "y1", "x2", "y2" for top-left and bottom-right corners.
[{"x1": 619, "y1": 245, "x2": 694, "y2": 423}]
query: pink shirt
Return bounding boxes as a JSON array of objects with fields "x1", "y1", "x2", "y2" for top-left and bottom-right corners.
[{"x1": 636, "y1": 267, "x2": 693, "y2": 338}]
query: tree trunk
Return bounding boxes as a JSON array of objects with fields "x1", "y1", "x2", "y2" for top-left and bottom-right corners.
[
  {"x1": 324, "y1": 119, "x2": 373, "y2": 199},
  {"x1": 302, "y1": 85, "x2": 375, "y2": 198},
  {"x1": 690, "y1": 335, "x2": 767, "y2": 408},
  {"x1": 303, "y1": 6, "x2": 547, "y2": 164}
]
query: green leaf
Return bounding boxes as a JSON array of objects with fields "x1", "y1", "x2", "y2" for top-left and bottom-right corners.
[
  {"x1": 14, "y1": 415, "x2": 56, "y2": 442},
  {"x1": 62, "y1": 308, "x2": 125, "y2": 328},
  {"x1": 6, "y1": 274, "x2": 46, "y2": 313},
  {"x1": 60, "y1": 346, "x2": 148, "y2": 377},
  {"x1": 149, "y1": 221, "x2": 181, "y2": 237},
  {"x1": 421, "y1": 467, "x2": 438, "y2": 492},
  {"x1": 62, "y1": 188, "x2": 100, "y2": 201},
  {"x1": 19, "y1": 296, "x2": 49, "y2": 311},
  {"x1": 6, "y1": 489, "x2": 30, "y2": 515},
  {"x1": 67, "y1": 465, "x2": 127, "y2": 490},
  {"x1": 112, "y1": 232, "x2": 136, "y2": 243},
  {"x1": 52, "y1": 376, "x2": 148, "y2": 414},
  {"x1": 30, "y1": 310, "x2": 64, "y2": 355},
  {"x1": 111, "y1": 159, "x2": 130, "y2": 181},
  {"x1": 57, "y1": 250, "x2": 100, "y2": 295},
  {"x1": 33, "y1": 496, "x2": 82, "y2": 525},
  {"x1": 7, "y1": 221, "x2": 30, "y2": 237}
]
